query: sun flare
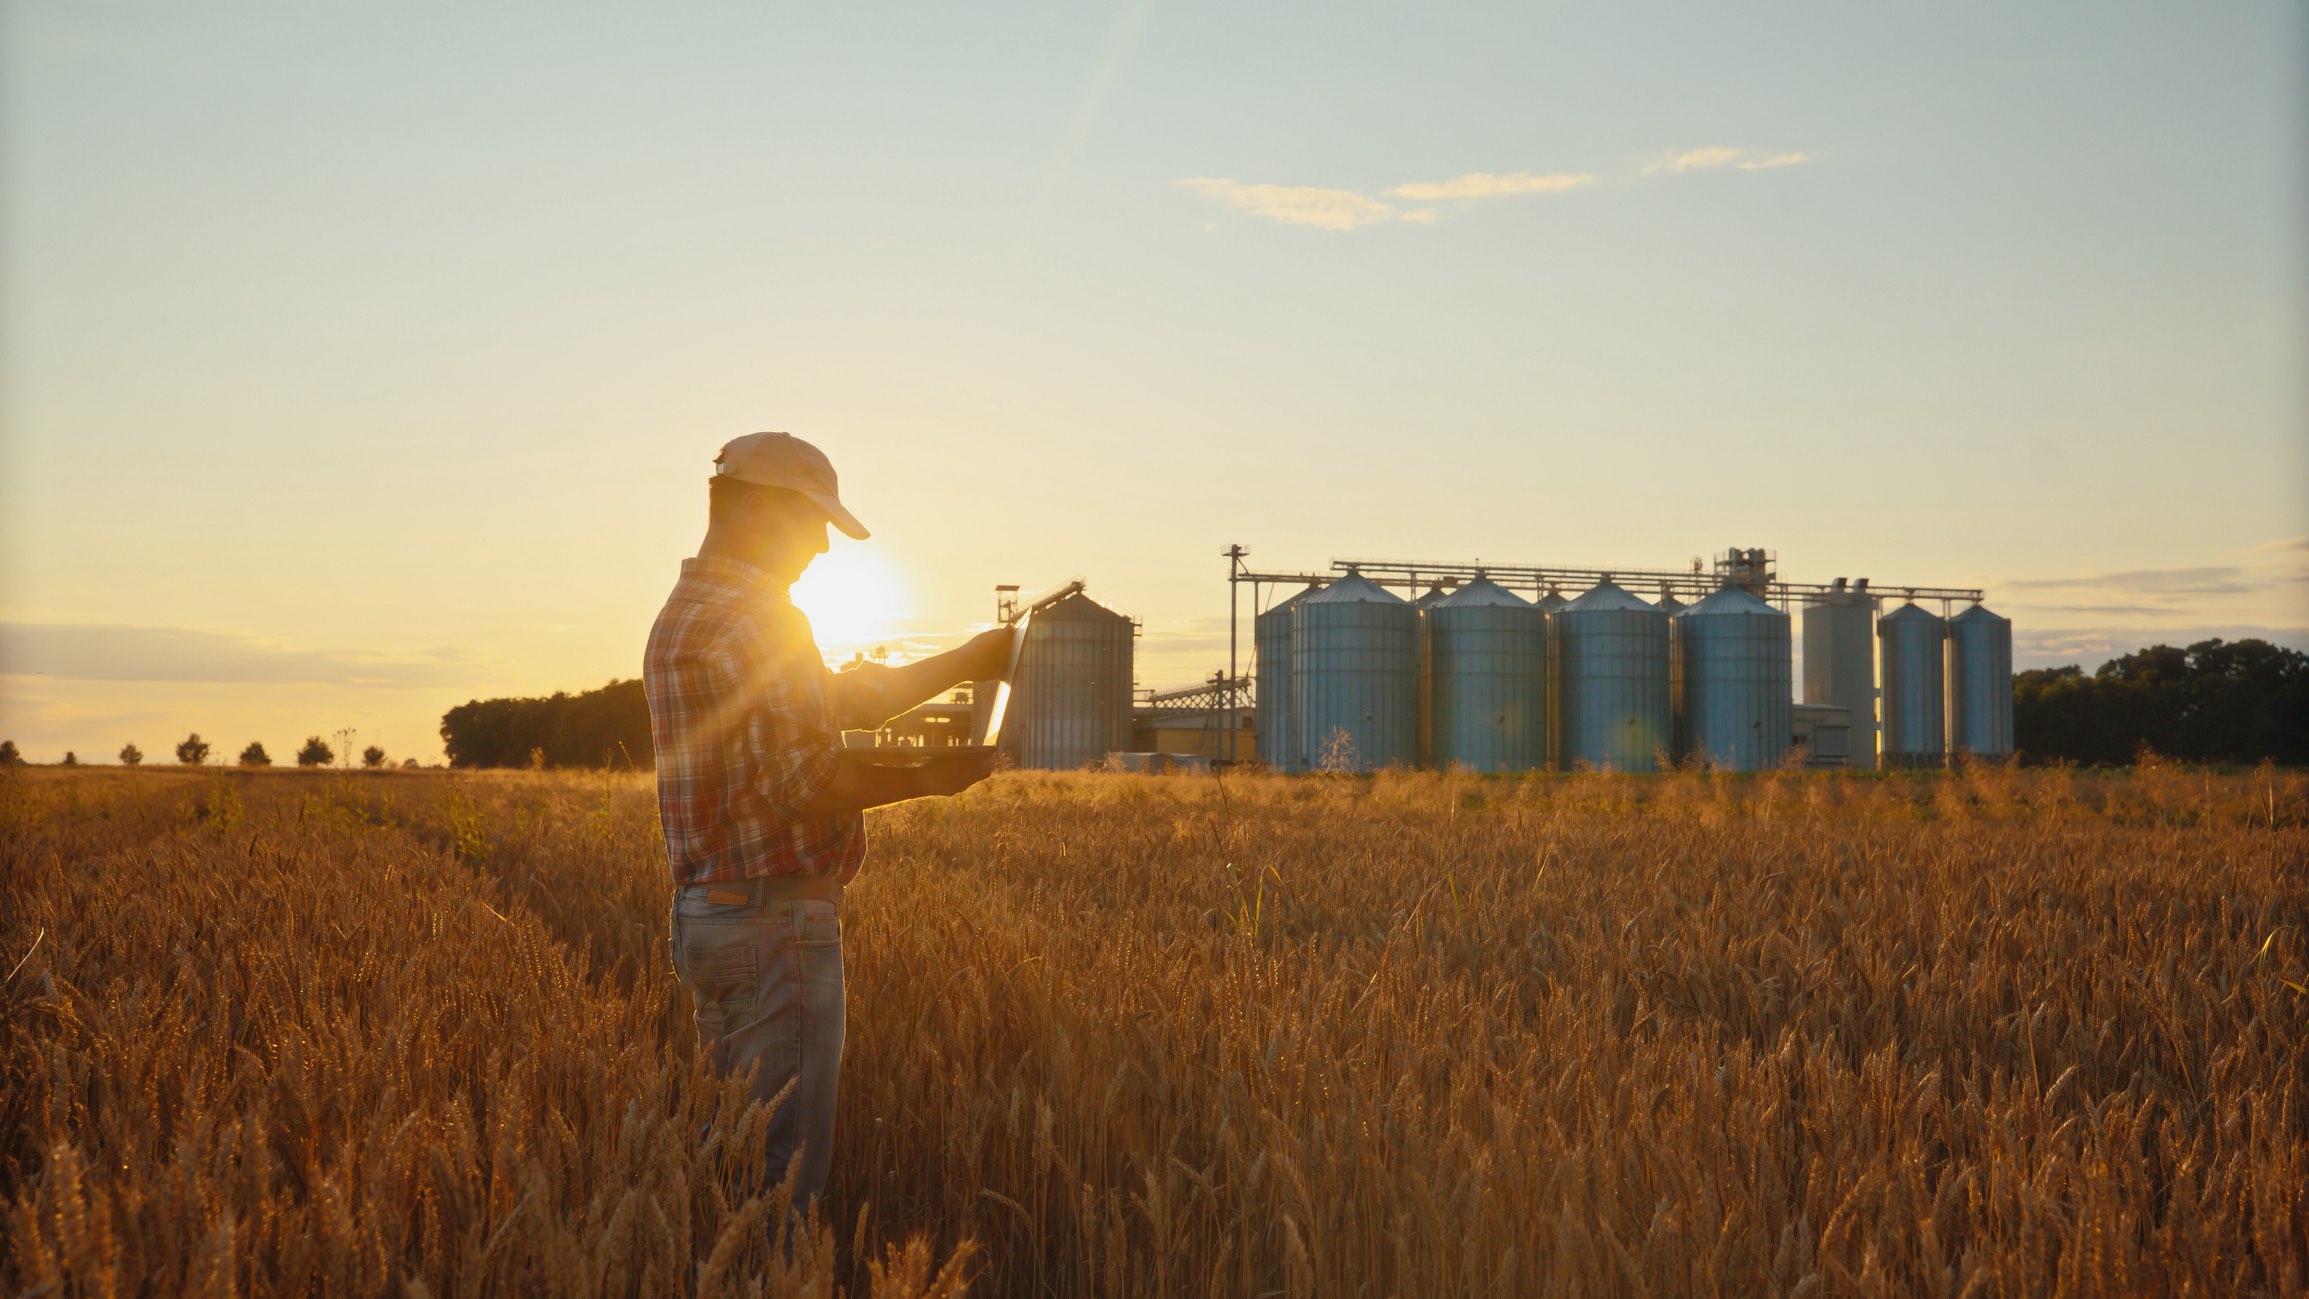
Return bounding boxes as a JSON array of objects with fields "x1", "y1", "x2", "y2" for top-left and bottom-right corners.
[{"x1": 790, "y1": 544, "x2": 911, "y2": 661}]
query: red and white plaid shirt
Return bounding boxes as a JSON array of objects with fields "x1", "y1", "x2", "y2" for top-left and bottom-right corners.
[{"x1": 643, "y1": 557, "x2": 887, "y2": 886}]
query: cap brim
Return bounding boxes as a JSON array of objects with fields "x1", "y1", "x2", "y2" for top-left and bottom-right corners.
[{"x1": 805, "y1": 490, "x2": 870, "y2": 541}]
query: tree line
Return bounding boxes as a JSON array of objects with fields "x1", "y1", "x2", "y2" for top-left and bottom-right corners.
[
  {"x1": 0, "y1": 736, "x2": 403, "y2": 768},
  {"x1": 2015, "y1": 637, "x2": 2307, "y2": 766},
  {"x1": 438, "y1": 679, "x2": 652, "y2": 769}
]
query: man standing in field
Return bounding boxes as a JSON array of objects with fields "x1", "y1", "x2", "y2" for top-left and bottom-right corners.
[{"x1": 643, "y1": 431, "x2": 1008, "y2": 1215}]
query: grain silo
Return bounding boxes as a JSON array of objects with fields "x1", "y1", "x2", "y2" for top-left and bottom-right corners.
[
  {"x1": 1945, "y1": 602, "x2": 2014, "y2": 761},
  {"x1": 1877, "y1": 602, "x2": 1946, "y2": 769},
  {"x1": 1537, "y1": 586, "x2": 1570, "y2": 614},
  {"x1": 1427, "y1": 576, "x2": 1546, "y2": 772},
  {"x1": 1658, "y1": 584, "x2": 1687, "y2": 758},
  {"x1": 1006, "y1": 591, "x2": 1135, "y2": 769},
  {"x1": 1672, "y1": 585, "x2": 1793, "y2": 771},
  {"x1": 1255, "y1": 585, "x2": 1315, "y2": 772},
  {"x1": 1291, "y1": 571, "x2": 1417, "y2": 771},
  {"x1": 1802, "y1": 584, "x2": 1878, "y2": 767},
  {"x1": 1549, "y1": 579, "x2": 1671, "y2": 771}
]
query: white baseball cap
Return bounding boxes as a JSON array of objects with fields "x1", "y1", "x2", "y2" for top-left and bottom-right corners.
[{"x1": 713, "y1": 432, "x2": 869, "y2": 540}]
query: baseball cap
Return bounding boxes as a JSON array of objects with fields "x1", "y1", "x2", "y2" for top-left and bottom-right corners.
[{"x1": 713, "y1": 432, "x2": 869, "y2": 540}]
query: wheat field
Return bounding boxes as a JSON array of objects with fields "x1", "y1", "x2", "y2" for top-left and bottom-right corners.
[{"x1": 3, "y1": 761, "x2": 2305, "y2": 1297}]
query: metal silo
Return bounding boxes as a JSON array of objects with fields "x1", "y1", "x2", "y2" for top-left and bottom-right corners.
[
  {"x1": 1877, "y1": 602, "x2": 1946, "y2": 768},
  {"x1": 1672, "y1": 585, "x2": 1793, "y2": 771},
  {"x1": 1291, "y1": 571, "x2": 1417, "y2": 771},
  {"x1": 1428, "y1": 576, "x2": 1546, "y2": 772},
  {"x1": 1803, "y1": 585, "x2": 1878, "y2": 766},
  {"x1": 1946, "y1": 602, "x2": 2014, "y2": 761},
  {"x1": 1537, "y1": 586, "x2": 1569, "y2": 614},
  {"x1": 1006, "y1": 592, "x2": 1134, "y2": 769},
  {"x1": 1413, "y1": 585, "x2": 1449, "y2": 767},
  {"x1": 1657, "y1": 585, "x2": 1686, "y2": 758},
  {"x1": 1548, "y1": 579, "x2": 1671, "y2": 772},
  {"x1": 1255, "y1": 586, "x2": 1314, "y2": 772}
]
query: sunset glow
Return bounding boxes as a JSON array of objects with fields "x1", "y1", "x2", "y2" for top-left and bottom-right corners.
[{"x1": 790, "y1": 545, "x2": 911, "y2": 662}]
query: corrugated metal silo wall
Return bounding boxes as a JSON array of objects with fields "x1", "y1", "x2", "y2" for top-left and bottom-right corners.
[
  {"x1": 1802, "y1": 597, "x2": 1878, "y2": 766},
  {"x1": 1672, "y1": 593, "x2": 1793, "y2": 771},
  {"x1": 1946, "y1": 605, "x2": 2014, "y2": 759},
  {"x1": 1255, "y1": 597, "x2": 1300, "y2": 772},
  {"x1": 1291, "y1": 600, "x2": 1418, "y2": 772},
  {"x1": 1430, "y1": 604, "x2": 1547, "y2": 772},
  {"x1": 1877, "y1": 605, "x2": 1947, "y2": 768},
  {"x1": 1007, "y1": 595, "x2": 1134, "y2": 769},
  {"x1": 1548, "y1": 599, "x2": 1671, "y2": 771}
]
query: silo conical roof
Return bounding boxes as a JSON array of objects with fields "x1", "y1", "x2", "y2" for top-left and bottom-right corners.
[
  {"x1": 1951, "y1": 602, "x2": 2008, "y2": 626},
  {"x1": 1561, "y1": 579, "x2": 1654, "y2": 613},
  {"x1": 1264, "y1": 584, "x2": 1318, "y2": 614},
  {"x1": 1303, "y1": 571, "x2": 1409, "y2": 606},
  {"x1": 1880, "y1": 601, "x2": 1942, "y2": 626},
  {"x1": 1680, "y1": 585, "x2": 1781, "y2": 618},
  {"x1": 1435, "y1": 575, "x2": 1531, "y2": 609}
]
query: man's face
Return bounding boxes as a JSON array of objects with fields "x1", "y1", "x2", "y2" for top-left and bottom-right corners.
[{"x1": 738, "y1": 490, "x2": 831, "y2": 584}]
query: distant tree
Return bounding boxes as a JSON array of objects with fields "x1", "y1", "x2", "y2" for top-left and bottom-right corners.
[
  {"x1": 119, "y1": 743, "x2": 143, "y2": 766},
  {"x1": 440, "y1": 679, "x2": 654, "y2": 769},
  {"x1": 297, "y1": 736, "x2": 334, "y2": 768},
  {"x1": 61, "y1": 752, "x2": 78, "y2": 767},
  {"x1": 176, "y1": 733, "x2": 210, "y2": 765},
  {"x1": 362, "y1": 745, "x2": 387, "y2": 769},
  {"x1": 2016, "y1": 638, "x2": 2309, "y2": 766},
  {"x1": 0, "y1": 740, "x2": 20, "y2": 766},
  {"x1": 401, "y1": 757, "x2": 420, "y2": 770},
  {"x1": 239, "y1": 741, "x2": 273, "y2": 767}
]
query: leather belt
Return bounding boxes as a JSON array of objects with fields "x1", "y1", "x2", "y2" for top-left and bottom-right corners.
[{"x1": 698, "y1": 874, "x2": 843, "y2": 907}]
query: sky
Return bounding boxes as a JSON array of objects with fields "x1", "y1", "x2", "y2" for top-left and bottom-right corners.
[{"x1": 1, "y1": 1, "x2": 2303, "y2": 764}]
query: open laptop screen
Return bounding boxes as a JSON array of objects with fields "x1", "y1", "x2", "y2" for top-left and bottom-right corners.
[{"x1": 971, "y1": 616, "x2": 1030, "y2": 748}]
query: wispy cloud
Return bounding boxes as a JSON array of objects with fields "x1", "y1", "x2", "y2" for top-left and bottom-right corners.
[
  {"x1": 1177, "y1": 178, "x2": 1420, "y2": 230},
  {"x1": 1387, "y1": 171, "x2": 1593, "y2": 201},
  {"x1": 0, "y1": 622, "x2": 484, "y2": 686},
  {"x1": 1644, "y1": 146, "x2": 1812, "y2": 175},
  {"x1": 2007, "y1": 566, "x2": 2260, "y2": 598},
  {"x1": 1186, "y1": 147, "x2": 1806, "y2": 230}
]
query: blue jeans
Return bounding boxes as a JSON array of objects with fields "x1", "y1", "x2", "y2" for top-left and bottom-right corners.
[{"x1": 669, "y1": 888, "x2": 845, "y2": 1212}]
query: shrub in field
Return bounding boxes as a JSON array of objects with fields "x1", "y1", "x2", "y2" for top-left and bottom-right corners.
[
  {"x1": 362, "y1": 744, "x2": 387, "y2": 768},
  {"x1": 174, "y1": 732, "x2": 208, "y2": 765},
  {"x1": 117, "y1": 742, "x2": 141, "y2": 766},
  {"x1": 0, "y1": 741, "x2": 17, "y2": 766},
  {"x1": 239, "y1": 740, "x2": 272, "y2": 767},
  {"x1": 297, "y1": 735, "x2": 334, "y2": 768}
]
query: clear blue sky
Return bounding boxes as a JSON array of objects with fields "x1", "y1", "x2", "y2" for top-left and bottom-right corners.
[{"x1": 2, "y1": 1, "x2": 2302, "y2": 762}]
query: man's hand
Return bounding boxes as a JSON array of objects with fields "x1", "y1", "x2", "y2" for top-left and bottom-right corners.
[{"x1": 918, "y1": 748, "x2": 1000, "y2": 796}]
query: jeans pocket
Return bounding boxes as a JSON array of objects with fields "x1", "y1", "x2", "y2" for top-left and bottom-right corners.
[{"x1": 796, "y1": 904, "x2": 842, "y2": 949}]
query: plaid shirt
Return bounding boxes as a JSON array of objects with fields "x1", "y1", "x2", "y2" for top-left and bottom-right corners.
[{"x1": 643, "y1": 557, "x2": 888, "y2": 886}]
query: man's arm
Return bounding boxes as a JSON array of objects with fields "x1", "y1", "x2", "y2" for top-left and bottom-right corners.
[
  {"x1": 793, "y1": 749, "x2": 999, "y2": 818},
  {"x1": 830, "y1": 629, "x2": 1014, "y2": 729}
]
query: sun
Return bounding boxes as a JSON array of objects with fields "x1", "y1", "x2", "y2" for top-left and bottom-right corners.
[{"x1": 790, "y1": 544, "x2": 911, "y2": 660}]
